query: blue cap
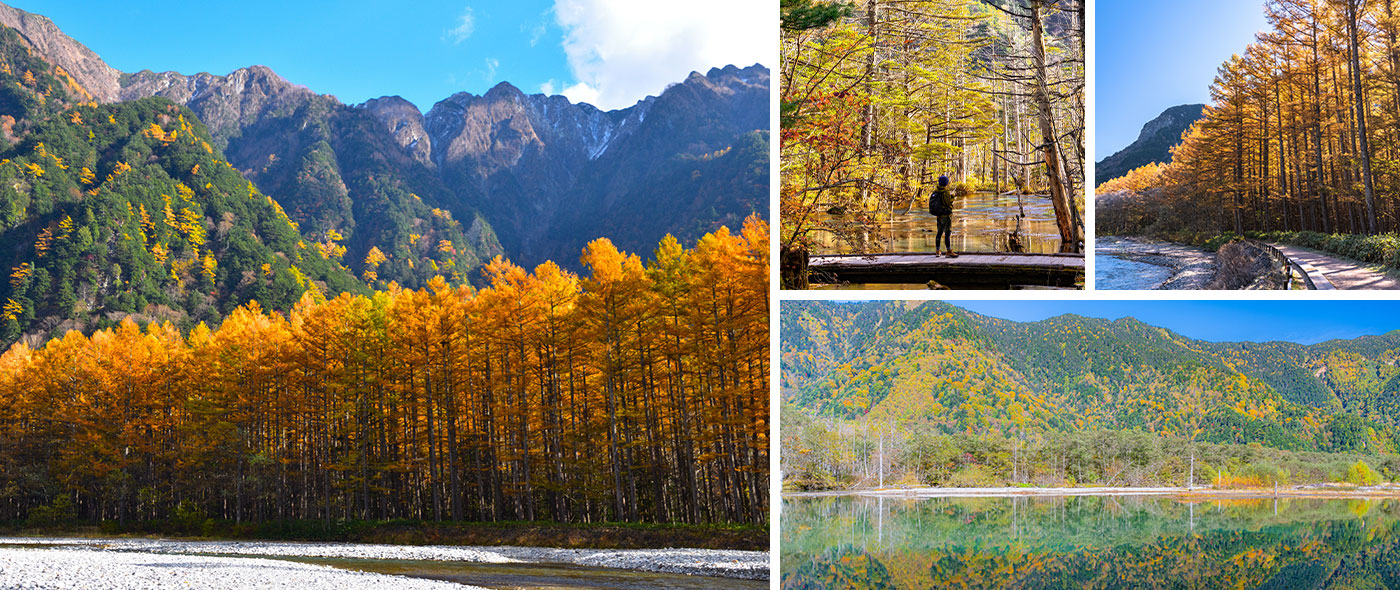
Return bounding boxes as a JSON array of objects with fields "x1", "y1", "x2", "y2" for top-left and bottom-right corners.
[{"x1": 938, "y1": 175, "x2": 949, "y2": 186}]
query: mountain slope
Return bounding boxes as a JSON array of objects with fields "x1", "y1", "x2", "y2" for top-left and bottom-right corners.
[
  {"x1": 0, "y1": 27, "x2": 363, "y2": 343},
  {"x1": 116, "y1": 65, "x2": 505, "y2": 287},
  {"x1": 0, "y1": 1, "x2": 767, "y2": 280},
  {"x1": 782, "y1": 301, "x2": 1393, "y2": 453},
  {"x1": 1096, "y1": 104, "x2": 1204, "y2": 186}
]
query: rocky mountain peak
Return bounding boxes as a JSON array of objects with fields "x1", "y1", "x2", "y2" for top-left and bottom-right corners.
[
  {"x1": 0, "y1": 2, "x2": 119, "y2": 101},
  {"x1": 361, "y1": 95, "x2": 432, "y2": 165}
]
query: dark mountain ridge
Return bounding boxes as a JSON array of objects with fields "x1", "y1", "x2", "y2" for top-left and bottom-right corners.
[{"x1": 1096, "y1": 103, "x2": 1204, "y2": 186}]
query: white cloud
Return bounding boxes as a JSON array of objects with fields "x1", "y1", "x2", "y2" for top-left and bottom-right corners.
[
  {"x1": 484, "y1": 58, "x2": 500, "y2": 82},
  {"x1": 551, "y1": 0, "x2": 771, "y2": 110},
  {"x1": 529, "y1": 21, "x2": 548, "y2": 47},
  {"x1": 445, "y1": 7, "x2": 476, "y2": 44},
  {"x1": 539, "y1": 80, "x2": 557, "y2": 95},
  {"x1": 561, "y1": 81, "x2": 600, "y2": 106}
]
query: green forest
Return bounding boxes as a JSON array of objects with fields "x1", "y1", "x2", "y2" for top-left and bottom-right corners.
[{"x1": 781, "y1": 301, "x2": 1400, "y2": 489}]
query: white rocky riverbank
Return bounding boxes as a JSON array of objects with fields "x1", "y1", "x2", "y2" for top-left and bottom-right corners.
[
  {"x1": 0, "y1": 547, "x2": 482, "y2": 590},
  {"x1": 0, "y1": 537, "x2": 769, "y2": 581}
]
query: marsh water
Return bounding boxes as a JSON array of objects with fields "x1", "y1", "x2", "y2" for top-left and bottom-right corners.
[
  {"x1": 812, "y1": 192, "x2": 1062, "y2": 255},
  {"x1": 782, "y1": 494, "x2": 1400, "y2": 589}
]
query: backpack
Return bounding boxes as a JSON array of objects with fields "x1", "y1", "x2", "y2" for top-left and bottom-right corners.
[{"x1": 929, "y1": 188, "x2": 951, "y2": 216}]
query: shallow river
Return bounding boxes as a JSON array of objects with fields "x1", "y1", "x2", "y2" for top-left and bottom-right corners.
[
  {"x1": 1095, "y1": 236, "x2": 1214, "y2": 290},
  {"x1": 783, "y1": 494, "x2": 1400, "y2": 589},
  {"x1": 812, "y1": 192, "x2": 1062, "y2": 255}
]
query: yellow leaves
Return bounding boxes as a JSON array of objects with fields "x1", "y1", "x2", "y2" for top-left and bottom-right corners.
[
  {"x1": 143, "y1": 123, "x2": 174, "y2": 143},
  {"x1": 190, "y1": 164, "x2": 200, "y2": 176},
  {"x1": 69, "y1": 111, "x2": 83, "y2": 125},
  {"x1": 1, "y1": 298, "x2": 19, "y2": 321},
  {"x1": 24, "y1": 162, "x2": 42, "y2": 177},
  {"x1": 104, "y1": 161, "x2": 131, "y2": 184},
  {"x1": 362, "y1": 246, "x2": 388, "y2": 283},
  {"x1": 437, "y1": 239, "x2": 454, "y2": 253},
  {"x1": 181, "y1": 207, "x2": 205, "y2": 248},
  {"x1": 20, "y1": 69, "x2": 34, "y2": 86},
  {"x1": 261, "y1": 263, "x2": 273, "y2": 278},
  {"x1": 79, "y1": 166, "x2": 95, "y2": 185},
  {"x1": 151, "y1": 242, "x2": 169, "y2": 265},
  {"x1": 201, "y1": 255, "x2": 217, "y2": 279},
  {"x1": 10, "y1": 263, "x2": 31, "y2": 288},
  {"x1": 431, "y1": 208, "x2": 451, "y2": 220}
]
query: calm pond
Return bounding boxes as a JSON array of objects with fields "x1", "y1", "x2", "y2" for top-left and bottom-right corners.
[
  {"x1": 782, "y1": 494, "x2": 1400, "y2": 589},
  {"x1": 812, "y1": 192, "x2": 1062, "y2": 255}
]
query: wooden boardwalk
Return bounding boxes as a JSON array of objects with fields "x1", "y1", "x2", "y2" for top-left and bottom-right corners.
[{"x1": 810, "y1": 252, "x2": 1084, "y2": 289}]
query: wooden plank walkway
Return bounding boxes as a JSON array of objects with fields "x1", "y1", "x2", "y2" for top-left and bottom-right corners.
[{"x1": 810, "y1": 252, "x2": 1084, "y2": 289}]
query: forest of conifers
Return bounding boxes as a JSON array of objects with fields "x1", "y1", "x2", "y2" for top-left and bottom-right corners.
[
  {"x1": 1100, "y1": 0, "x2": 1400, "y2": 240},
  {"x1": 0, "y1": 220, "x2": 769, "y2": 527},
  {"x1": 780, "y1": 0, "x2": 1085, "y2": 268}
]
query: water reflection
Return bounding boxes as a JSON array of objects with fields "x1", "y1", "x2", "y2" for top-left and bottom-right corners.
[
  {"x1": 811, "y1": 193, "x2": 1062, "y2": 255},
  {"x1": 781, "y1": 495, "x2": 1400, "y2": 589}
]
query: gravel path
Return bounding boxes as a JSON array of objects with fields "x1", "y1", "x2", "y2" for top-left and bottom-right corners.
[
  {"x1": 0, "y1": 538, "x2": 769, "y2": 581},
  {"x1": 0, "y1": 547, "x2": 481, "y2": 590},
  {"x1": 1268, "y1": 243, "x2": 1400, "y2": 290}
]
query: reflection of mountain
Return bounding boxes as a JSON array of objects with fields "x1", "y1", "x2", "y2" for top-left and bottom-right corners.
[
  {"x1": 780, "y1": 496, "x2": 1400, "y2": 590},
  {"x1": 782, "y1": 301, "x2": 1399, "y2": 452}
]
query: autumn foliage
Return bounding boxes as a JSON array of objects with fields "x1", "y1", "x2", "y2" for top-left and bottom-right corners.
[{"x1": 0, "y1": 218, "x2": 769, "y2": 526}]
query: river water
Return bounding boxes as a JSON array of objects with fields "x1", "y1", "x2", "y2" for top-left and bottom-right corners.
[
  {"x1": 1095, "y1": 236, "x2": 1215, "y2": 290},
  {"x1": 811, "y1": 192, "x2": 1062, "y2": 255},
  {"x1": 782, "y1": 494, "x2": 1400, "y2": 589}
]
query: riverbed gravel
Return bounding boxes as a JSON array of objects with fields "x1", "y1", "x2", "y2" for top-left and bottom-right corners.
[
  {"x1": 0, "y1": 547, "x2": 482, "y2": 590},
  {"x1": 0, "y1": 537, "x2": 769, "y2": 581}
]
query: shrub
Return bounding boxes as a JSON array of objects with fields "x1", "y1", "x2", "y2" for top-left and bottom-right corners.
[
  {"x1": 1203, "y1": 232, "x2": 1242, "y2": 252},
  {"x1": 946, "y1": 465, "x2": 1000, "y2": 487},
  {"x1": 25, "y1": 494, "x2": 76, "y2": 529},
  {"x1": 1346, "y1": 460, "x2": 1383, "y2": 486}
]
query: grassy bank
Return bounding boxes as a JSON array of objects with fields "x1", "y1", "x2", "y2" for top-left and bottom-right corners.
[{"x1": 0, "y1": 519, "x2": 768, "y2": 551}]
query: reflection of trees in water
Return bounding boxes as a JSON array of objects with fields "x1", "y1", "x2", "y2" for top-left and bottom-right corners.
[
  {"x1": 782, "y1": 497, "x2": 1400, "y2": 589},
  {"x1": 782, "y1": 545, "x2": 897, "y2": 590}
]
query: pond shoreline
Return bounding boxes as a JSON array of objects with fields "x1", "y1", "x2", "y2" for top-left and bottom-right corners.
[{"x1": 786, "y1": 484, "x2": 1400, "y2": 499}]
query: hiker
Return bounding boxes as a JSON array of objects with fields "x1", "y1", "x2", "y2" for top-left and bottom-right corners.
[{"x1": 930, "y1": 175, "x2": 957, "y2": 258}]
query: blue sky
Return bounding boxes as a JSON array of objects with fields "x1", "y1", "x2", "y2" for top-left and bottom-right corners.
[
  {"x1": 1097, "y1": 0, "x2": 1267, "y2": 159},
  {"x1": 11, "y1": 0, "x2": 770, "y2": 111},
  {"x1": 955, "y1": 301, "x2": 1400, "y2": 345}
]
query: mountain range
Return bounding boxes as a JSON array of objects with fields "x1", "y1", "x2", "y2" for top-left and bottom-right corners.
[
  {"x1": 1095, "y1": 103, "x2": 1203, "y2": 186},
  {"x1": 0, "y1": 2, "x2": 767, "y2": 344},
  {"x1": 782, "y1": 301, "x2": 1397, "y2": 453}
]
